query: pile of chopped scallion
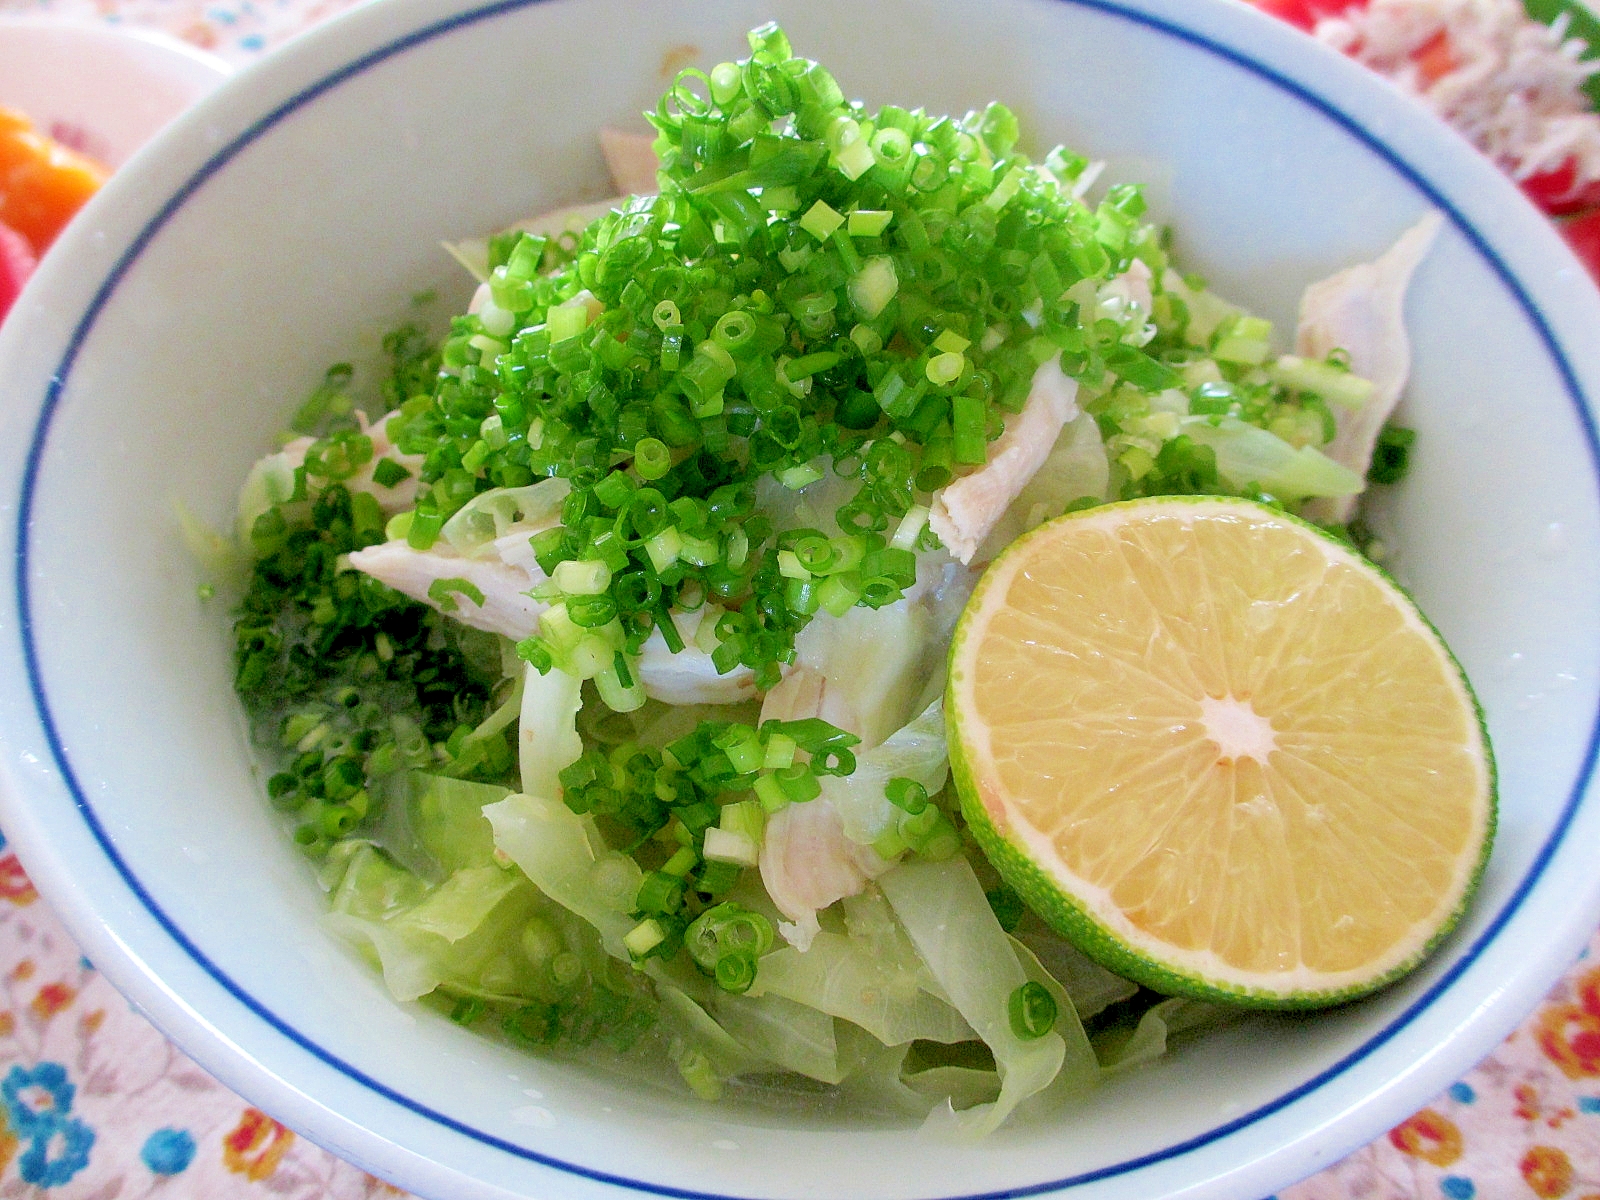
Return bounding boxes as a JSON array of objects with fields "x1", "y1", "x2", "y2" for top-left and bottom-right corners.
[{"x1": 382, "y1": 22, "x2": 1213, "y2": 704}]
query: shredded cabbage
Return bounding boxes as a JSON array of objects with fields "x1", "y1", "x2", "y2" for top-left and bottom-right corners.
[
  {"x1": 1177, "y1": 415, "x2": 1363, "y2": 499},
  {"x1": 716, "y1": 991, "x2": 843, "y2": 1084},
  {"x1": 235, "y1": 447, "x2": 301, "y2": 545},
  {"x1": 822, "y1": 699, "x2": 949, "y2": 847},
  {"x1": 1012, "y1": 913, "x2": 1140, "y2": 1021},
  {"x1": 878, "y1": 857, "x2": 1066, "y2": 1138},
  {"x1": 656, "y1": 979, "x2": 760, "y2": 1084},
  {"x1": 440, "y1": 478, "x2": 569, "y2": 557},
  {"x1": 750, "y1": 930, "x2": 973, "y2": 1047},
  {"x1": 485, "y1": 791, "x2": 640, "y2": 959},
  {"x1": 830, "y1": 1024, "x2": 928, "y2": 1117},
  {"x1": 323, "y1": 846, "x2": 544, "y2": 1002},
  {"x1": 1095, "y1": 997, "x2": 1236, "y2": 1074},
  {"x1": 516, "y1": 661, "x2": 582, "y2": 800},
  {"x1": 787, "y1": 601, "x2": 937, "y2": 750}
]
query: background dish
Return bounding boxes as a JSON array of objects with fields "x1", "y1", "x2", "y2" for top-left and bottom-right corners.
[
  {"x1": 0, "y1": 1, "x2": 1598, "y2": 1198},
  {"x1": 0, "y1": 16, "x2": 228, "y2": 166}
]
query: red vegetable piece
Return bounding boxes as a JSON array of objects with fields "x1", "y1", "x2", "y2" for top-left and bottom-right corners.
[
  {"x1": 1522, "y1": 156, "x2": 1600, "y2": 217},
  {"x1": 1252, "y1": 0, "x2": 1369, "y2": 31},
  {"x1": 1561, "y1": 207, "x2": 1600, "y2": 285},
  {"x1": 1254, "y1": 0, "x2": 1321, "y2": 30},
  {"x1": 0, "y1": 218, "x2": 37, "y2": 323}
]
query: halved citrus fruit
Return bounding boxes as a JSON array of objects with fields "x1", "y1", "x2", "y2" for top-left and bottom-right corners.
[{"x1": 947, "y1": 496, "x2": 1495, "y2": 1009}]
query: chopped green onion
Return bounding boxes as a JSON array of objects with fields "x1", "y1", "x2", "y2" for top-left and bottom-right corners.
[
  {"x1": 754, "y1": 772, "x2": 789, "y2": 813},
  {"x1": 762, "y1": 732, "x2": 797, "y2": 770},
  {"x1": 951, "y1": 393, "x2": 989, "y2": 465},
  {"x1": 672, "y1": 1044, "x2": 723, "y2": 1101},
  {"x1": 1008, "y1": 980, "x2": 1058, "y2": 1040},
  {"x1": 774, "y1": 762, "x2": 822, "y2": 803},
  {"x1": 926, "y1": 351, "x2": 966, "y2": 386},
  {"x1": 720, "y1": 798, "x2": 766, "y2": 845},
  {"x1": 779, "y1": 463, "x2": 825, "y2": 489},
  {"x1": 817, "y1": 573, "x2": 862, "y2": 617},
  {"x1": 1213, "y1": 314, "x2": 1273, "y2": 366},
  {"x1": 714, "y1": 953, "x2": 758, "y2": 993},
  {"x1": 714, "y1": 724, "x2": 764, "y2": 774},
  {"x1": 702, "y1": 827, "x2": 758, "y2": 866},
  {"x1": 891, "y1": 504, "x2": 929, "y2": 551},
  {"x1": 712, "y1": 310, "x2": 759, "y2": 356},
  {"x1": 661, "y1": 845, "x2": 700, "y2": 877},
  {"x1": 427, "y1": 577, "x2": 485, "y2": 613},
  {"x1": 635, "y1": 870, "x2": 686, "y2": 915},
  {"x1": 800, "y1": 199, "x2": 845, "y2": 241},
  {"x1": 985, "y1": 884, "x2": 1026, "y2": 932},
  {"x1": 849, "y1": 256, "x2": 898, "y2": 318},
  {"x1": 847, "y1": 208, "x2": 893, "y2": 237},
  {"x1": 553, "y1": 559, "x2": 612, "y2": 595},
  {"x1": 450, "y1": 996, "x2": 487, "y2": 1026},
  {"x1": 694, "y1": 859, "x2": 741, "y2": 896},
  {"x1": 634, "y1": 436, "x2": 673, "y2": 479},
  {"x1": 547, "y1": 301, "x2": 589, "y2": 343},
  {"x1": 885, "y1": 776, "x2": 929, "y2": 814},
  {"x1": 684, "y1": 902, "x2": 774, "y2": 987},
  {"x1": 1368, "y1": 424, "x2": 1416, "y2": 486},
  {"x1": 371, "y1": 458, "x2": 411, "y2": 488},
  {"x1": 624, "y1": 918, "x2": 667, "y2": 959}
]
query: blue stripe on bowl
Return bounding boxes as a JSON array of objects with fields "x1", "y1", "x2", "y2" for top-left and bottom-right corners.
[{"x1": 12, "y1": 1, "x2": 1600, "y2": 1197}]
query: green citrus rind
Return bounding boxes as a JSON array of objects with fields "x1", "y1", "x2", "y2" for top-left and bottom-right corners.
[{"x1": 946, "y1": 496, "x2": 1496, "y2": 1011}]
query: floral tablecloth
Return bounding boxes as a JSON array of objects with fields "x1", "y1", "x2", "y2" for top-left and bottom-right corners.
[{"x1": 0, "y1": 0, "x2": 1598, "y2": 1197}]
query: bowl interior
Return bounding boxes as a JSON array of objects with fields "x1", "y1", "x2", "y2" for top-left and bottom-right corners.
[{"x1": 2, "y1": 0, "x2": 1600, "y2": 1198}]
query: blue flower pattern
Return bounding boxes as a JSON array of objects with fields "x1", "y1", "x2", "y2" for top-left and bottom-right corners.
[
  {"x1": 1, "y1": 1063, "x2": 93, "y2": 1187},
  {"x1": 141, "y1": 1126, "x2": 197, "y2": 1176},
  {"x1": 17, "y1": 1116, "x2": 94, "y2": 1188}
]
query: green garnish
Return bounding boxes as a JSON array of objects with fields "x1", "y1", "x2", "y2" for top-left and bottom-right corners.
[
  {"x1": 378, "y1": 21, "x2": 1160, "y2": 697},
  {"x1": 1008, "y1": 981, "x2": 1058, "y2": 1040},
  {"x1": 1368, "y1": 423, "x2": 1417, "y2": 485}
]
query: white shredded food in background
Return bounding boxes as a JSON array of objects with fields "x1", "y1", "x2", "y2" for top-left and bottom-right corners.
[{"x1": 1316, "y1": 0, "x2": 1600, "y2": 184}]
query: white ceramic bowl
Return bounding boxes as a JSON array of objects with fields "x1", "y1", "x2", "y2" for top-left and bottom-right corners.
[
  {"x1": 1, "y1": 1, "x2": 1598, "y2": 1198},
  {"x1": 0, "y1": 17, "x2": 229, "y2": 167}
]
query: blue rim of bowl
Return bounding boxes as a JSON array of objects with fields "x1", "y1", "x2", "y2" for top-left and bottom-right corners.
[{"x1": 11, "y1": 1, "x2": 1600, "y2": 1197}]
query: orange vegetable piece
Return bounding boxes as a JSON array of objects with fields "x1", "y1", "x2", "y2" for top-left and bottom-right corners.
[
  {"x1": 1412, "y1": 29, "x2": 1458, "y2": 87},
  {"x1": 0, "y1": 106, "x2": 108, "y2": 258}
]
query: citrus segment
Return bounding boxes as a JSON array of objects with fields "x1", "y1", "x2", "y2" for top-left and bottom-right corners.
[{"x1": 947, "y1": 497, "x2": 1494, "y2": 1008}]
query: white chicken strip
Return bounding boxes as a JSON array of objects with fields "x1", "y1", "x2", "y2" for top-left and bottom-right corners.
[
  {"x1": 632, "y1": 611, "x2": 762, "y2": 705},
  {"x1": 1297, "y1": 212, "x2": 1442, "y2": 525},
  {"x1": 347, "y1": 532, "x2": 759, "y2": 704},
  {"x1": 599, "y1": 127, "x2": 661, "y2": 196},
  {"x1": 276, "y1": 408, "x2": 424, "y2": 515},
  {"x1": 760, "y1": 799, "x2": 891, "y2": 953},
  {"x1": 756, "y1": 566, "x2": 974, "y2": 949},
  {"x1": 928, "y1": 357, "x2": 1081, "y2": 564},
  {"x1": 759, "y1": 659, "x2": 880, "y2": 951},
  {"x1": 347, "y1": 525, "x2": 553, "y2": 641}
]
